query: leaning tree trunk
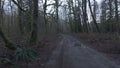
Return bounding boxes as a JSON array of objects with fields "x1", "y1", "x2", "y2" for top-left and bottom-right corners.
[
  {"x1": 0, "y1": 27, "x2": 16, "y2": 50},
  {"x1": 0, "y1": 0, "x2": 16, "y2": 50},
  {"x1": 88, "y1": 0, "x2": 100, "y2": 32}
]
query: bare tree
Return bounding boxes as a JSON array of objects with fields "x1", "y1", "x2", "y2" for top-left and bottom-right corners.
[
  {"x1": 88, "y1": 0, "x2": 100, "y2": 32},
  {"x1": 114, "y1": 0, "x2": 119, "y2": 33},
  {"x1": 82, "y1": 0, "x2": 88, "y2": 32},
  {"x1": 18, "y1": 0, "x2": 24, "y2": 34},
  {"x1": 0, "y1": 0, "x2": 16, "y2": 50},
  {"x1": 43, "y1": 0, "x2": 47, "y2": 23},
  {"x1": 100, "y1": 0, "x2": 107, "y2": 32},
  {"x1": 43, "y1": 0, "x2": 48, "y2": 33},
  {"x1": 29, "y1": 0, "x2": 39, "y2": 45},
  {"x1": 108, "y1": 0, "x2": 113, "y2": 32},
  {"x1": 93, "y1": 0, "x2": 98, "y2": 20},
  {"x1": 55, "y1": 0, "x2": 59, "y2": 32}
]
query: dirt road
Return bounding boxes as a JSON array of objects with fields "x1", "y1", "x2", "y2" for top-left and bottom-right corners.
[{"x1": 45, "y1": 34, "x2": 119, "y2": 68}]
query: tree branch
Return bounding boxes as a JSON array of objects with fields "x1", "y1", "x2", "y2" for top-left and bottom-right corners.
[{"x1": 11, "y1": 0, "x2": 26, "y2": 12}]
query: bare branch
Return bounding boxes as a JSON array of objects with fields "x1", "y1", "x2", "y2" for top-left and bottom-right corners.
[{"x1": 11, "y1": 0, "x2": 26, "y2": 12}]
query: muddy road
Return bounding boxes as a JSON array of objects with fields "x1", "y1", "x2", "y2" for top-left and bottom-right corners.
[{"x1": 45, "y1": 34, "x2": 119, "y2": 68}]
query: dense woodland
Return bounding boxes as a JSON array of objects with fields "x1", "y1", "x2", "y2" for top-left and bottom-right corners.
[{"x1": 0, "y1": 0, "x2": 120, "y2": 67}]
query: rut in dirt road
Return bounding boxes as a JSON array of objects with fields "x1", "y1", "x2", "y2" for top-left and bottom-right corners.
[{"x1": 45, "y1": 34, "x2": 119, "y2": 68}]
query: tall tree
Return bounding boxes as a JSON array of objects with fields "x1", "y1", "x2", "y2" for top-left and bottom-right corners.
[
  {"x1": 88, "y1": 0, "x2": 100, "y2": 32},
  {"x1": 72, "y1": 0, "x2": 82, "y2": 32},
  {"x1": 100, "y1": 0, "x2": 107, "y2": 32},
  {"x1": 82, "y1": 0, "x2": 88, "y2": 32},
  {"x1": 67, "y1": 0, "x2": 73, "y2": 32},
  {"x1": 18, "y1": 0, "x2": 24, "y2": 34},
  {"x1": 93, "y1": 0, "x2": 98, "y2": 20},
  {"x1": 114, "y1": 0, "x2": 119, "y2": 33},
  {"x1": 77, "y1": 0, "x2": 83, "y2": 32},
  {"x1": 43, "y1": 0, "x2": 47, "y2": 25},
  {"x1": 30, "y1": 0, "x2": 38, "y2": 45},
  {"x1": 43, "y1": 0, "x2": 48, "y2": 33},
  {"x1": 55, "y1": 0, "x2": 59, "y2": 32},
  {"x1": 108, "y1": 0, "x2": 113, "y2": 32}
]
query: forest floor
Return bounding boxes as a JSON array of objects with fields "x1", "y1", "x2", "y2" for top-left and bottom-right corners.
[
  {"x1": 0, "y1": 33, "x2": 120, "y2": 68},
  {"x1": 72, "y1": 33, "x2": 120, "y2": 66}
]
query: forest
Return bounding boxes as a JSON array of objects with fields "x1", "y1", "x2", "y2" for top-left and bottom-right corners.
[{"x1": 0, "y1": 0, "x2": 120, "y2": 68}]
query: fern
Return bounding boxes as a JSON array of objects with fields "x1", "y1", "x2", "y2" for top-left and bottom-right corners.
[{"x1": 15, "y1": 47, "x2": 39, "y2": 63}]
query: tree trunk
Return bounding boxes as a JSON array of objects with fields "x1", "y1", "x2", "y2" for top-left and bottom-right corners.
[
  {"x1": 18, "y1": 0, "x2": 24, "y2": 34},
  {"x1": 43, "y1": 0, "x2": 47, "y2": 24},
  {"x1": 0, "y1": 0, "x2": 1, "y2": 24},
  {"x1": 100, "y1": 1, "x2": 107, "y2": 32},
  {"x1": 114, "y1": 0, "x2": 119, "y2": 33},
  {"x1": 29, "y1": 0, "x2": 38, "y2": 45},
  {"x1": 107, "y1": 0, "x2": 113, "y2": 32},
  {"x1": 43, "y1": 0, "x2": 48, "y2": 33},
  {"x1": 88, "y1": 0, "x2": 100, "y2": 32},
  {"x1": 93, "y1": 0, "x2": 96, "y2": 20},
  {"x1": 55, "y1": 0, "x2": 59, "y2": 33},
  {"x1": 0, "y1": 1, "x2": 16, "y2": 50},
  {"x1": 82, "y1": 0, "x2": 88, "y2": 33},
  {"x1": 77, "y1": 0, "x2": 83, "y2": 32},
  {"x1": 0, "y1": 27, "x2": 16, "y2": 50}
]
